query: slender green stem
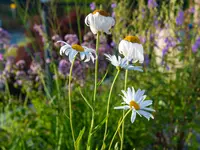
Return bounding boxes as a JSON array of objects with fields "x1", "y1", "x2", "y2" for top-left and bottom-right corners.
[
  {"x1": 102, "y1": 69, "x2": 120, "y2": 149},
  {"x1": 53, "y1": 64, "x2": 61, "y2": 148},
  {"x1": 5, "y1": 78, "x2": 11, "y2": 101},
  {"x1": 121, "y1": 70, "x2": 128, "y2": 150},
  {"x1": 57, "y1": 125, "x2": 64, "y2": 150},
  {"x1": 69, "y1": 58, "x2": 76, "y2": 149},
  {"x1": 75, "y1": 0, "x2": 82, "y2": 43},
  {"x1": 93, "y1": 32, "x2": 100, "y2": 102},
  {"x1": 108, "y1": 109, "x2": 132, "y2": 150},
  {"x1": 79, "y1": 88, "x2": 94, "y2": 150}
]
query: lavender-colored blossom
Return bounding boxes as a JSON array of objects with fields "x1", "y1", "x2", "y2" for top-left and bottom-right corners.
[
  {"x1": 81, "y1": 42, "x2": 95, "y2": 49},
  {"x1": 141, "y1": 8, "x2": 145, "y2": 18},
  {"x1": 139, "y1": 36, "x2": 146, "y2": 44},
  {"x1": 162, "y1": 47, "x2": 168, "y2": 56},
  {"x1": 162, "y1": 37, "x2": 176, "y2": 57},
  {"x1": 110, "y1": 41, "x2": 116, "y2": 47},
  {"x1": 111, "y1": 3, "x2": 117, "y2": 8},
  {"x1": 33, "y1": 24, "x2": 45, "y2": 43},
  {"x1": 166, "y1": 65, "x2": 170, "y2": 71},
  {"x1": 189, "y1": 7, "x2": 195, "y2": 14},
  {"x1": 0, "y1": 54, "x2": 3, "y2": 61},
  {"x1": 64, "y1": 34, "x2": 78, "y2": 45},
  {"x1": 52, "y1": 34, "x2": 62, "y2": 47},
  {"x1": 90, "y1": 2, "x2": 96, "y2": 11},
  {"x1": 144, "y1": 54, "x2": 150, "y2": 66},
  {"x1": 0, "y1": 27, "x2": 10, "y2": 48},
  {"x1": 192, "y1": 37, "x2": 200, "y2": 53},
  {"x1": 112, "y1": 12, "x2": 115, "y2": 18},
  {"x1": 176, "y1": 10, "x2": 184, "y2": 25},
  {"x1": 148, "y1": 0, "x2": 158, "y2": 9},
  {"x1": 58, "y1": 59, "x2": 68, "y2": 76}
]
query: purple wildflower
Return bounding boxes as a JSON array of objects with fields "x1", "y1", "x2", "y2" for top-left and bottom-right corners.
[
  {"x1": 110, "y1": 41, "x2": 116, "y2": 47},
  {"x1": 0, "y1": 27, "x2": 11, "y2": 48},
  {"x1": 162, "y1": 47, "x2": 168, "y2": 56},
  {"x1": 90, "y1": 2, "x2": 96, "y2": 11},
  {"x1": 176, "y1": 10, "x2": 184, "y2": 25},
  {"x1": 0, "y1": 54, "x2": 3, "y2": 61},
  {"x1": 139, "y1": 36, "x2": 146, "y2": 44},
  {"x1": 112, "y1": 12, "x2": 115, "y2": 18},
  {"x1": 64, "y1": 34, "x2": 78, "y2": 45},
  {"x1": 111, "y1": 3, "x2": 117, "y2": 8},
  {"x1": 148, "y1": 0, "x2": 158, "y2": 9},
  {"x1": 192, "y1": 37, "x2": 200, "y2": 53},
  {"x1": 58, "y1": 59, "x2": 68, "y2": 76},
  {"x1": 33, "y1": 24, "x2": 45, "y2": 43},
  {"x1": 189, "y1": 7, "x2": 195, "y2": 14},
  {"x1": 166, "y1": 65, "x2": 170, "y2": 71},
  {"x1": 144, "y1": 54, "x2": 150, "y2": 66}
]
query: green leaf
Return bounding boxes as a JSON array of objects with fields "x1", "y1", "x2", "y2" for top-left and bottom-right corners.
[
  {"x1": 75, "y1": 127, "x2": 85, "y2": 150},
  {"x1": 97, "y1": 68, "x2": 109, "y2": 86},
  {"x1": 92, "y1": 117, "x2": 107, "y2": 135}
]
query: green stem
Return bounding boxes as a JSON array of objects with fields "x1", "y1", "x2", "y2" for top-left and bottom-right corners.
[
  {"x1": 108, "y1": 109, "x2": 132, "y2": 150},
  {"x1": 57, "y1": 125, "x2": 64, "y2": 150},
  {"x1": 102, "y1": 69, "x2": 120, "y2": 149},
  {"x1": 93, "y1": 32, "x2": 100, "y2": 102},
  {"x1": 69, "y1": 57, "x2": 76, "y2": 149},
  {"x1": 121, "y1": 70, "x2": 128, "y2": 150},
  {"x1": 79, "y1": 88, "x2": 94, "y2": 150}
]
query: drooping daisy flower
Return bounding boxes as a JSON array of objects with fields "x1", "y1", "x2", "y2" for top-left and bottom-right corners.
[
  {"x1": 85, "y1": 10, "x2": 115, "y2": 34},
  {"x1": 104, "y1": 54, "x2": 143, "y2": 72},
  {"x1": 119, "y1": 36, "x2": 144, "y2": 63},
  {"x1": 58, "y1": 41, "x2": 97, "y2": 63},
  {"x1": 114, "y1": 87, "x2": 155, "y2": 123}
]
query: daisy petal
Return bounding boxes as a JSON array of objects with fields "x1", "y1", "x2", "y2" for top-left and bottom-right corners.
[
  {"x1": 114, "y1": 105, "x2": 130, "y2": 110},
  {"x1": 131, "y1": 110, "x2": 136, "y2": 123}
]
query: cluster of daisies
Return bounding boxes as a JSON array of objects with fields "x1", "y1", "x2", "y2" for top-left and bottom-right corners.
[{"x1": 58, "y1": 9, "x2": 155, "y2": 123}]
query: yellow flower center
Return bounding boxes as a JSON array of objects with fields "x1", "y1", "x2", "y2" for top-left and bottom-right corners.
[
  {"x1": 10, "y1": 3, "x2": 16, "y2": 9},
  {"x1": 129, "y1": 100, "x2": 140, "y2": 110},
  {"x1": 71, "y1": 44, "x2": 84, "y2": 52},
  {"x1": 92, "y1": 9, "x2": 109, "y2": 16},
  {"x1": 124, "y1": 36, "x2": 141, "y2": 44}
]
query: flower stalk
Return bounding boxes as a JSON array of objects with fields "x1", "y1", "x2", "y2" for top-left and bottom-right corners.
[
  {"x1": 108, "y1": 109, "x2": 132, "y2": 150},
  {"x1": 68, "y1": 57, "x2": 76, "y2": 149},
  {"x1": 121, "y1": 69, "x2": 128, "y2": 150},
  {"x1": 102, "y1": 69, "x2": 120, "y2": 148},
  {"x1": 93, "y1": 32, "x2": 100, "y2": 102}
]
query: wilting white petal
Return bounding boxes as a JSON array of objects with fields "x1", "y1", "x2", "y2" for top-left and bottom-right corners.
[
  {"x1": 114, "y1": 105, "x2": 130, "y2": 110},
  {"x1": 131, "y1": 110, "x2": 136, "y2": 123},
  {"x1": 137, "y1": 110, "x2": 154, "y2": 120},
  {"x1": 85, "y1": 11, "x2": 115, "y2": 34},
  {"x1": 119, "y1": 39, "x2": 144, "y2": 63}
]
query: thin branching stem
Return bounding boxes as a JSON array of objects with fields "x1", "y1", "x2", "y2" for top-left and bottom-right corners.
[{"x1": 108, "y1": 109, "x2": 132, "y2": 150}]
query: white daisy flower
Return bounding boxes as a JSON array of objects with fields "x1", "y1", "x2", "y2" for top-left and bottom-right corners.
[
  {"x1": 104, "y1": 54, "x2": 143, "y2": 72},
  {"x1": 85, "y1": 10, "x2": 115, "y2": 34},
  {"x1": 119, "y1": 36, "x2": 144, "y2": 63},
  {"x1": 114, "y1": 87, "x2": 155, "y2": 123},
  {"x1": 57, "y1": 41, "x2": 97, "y2": 63}
]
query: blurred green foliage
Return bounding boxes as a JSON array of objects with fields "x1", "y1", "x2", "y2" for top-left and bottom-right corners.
[{"x1": 0, "y1": 0, "x2": 200, "y2": 149}]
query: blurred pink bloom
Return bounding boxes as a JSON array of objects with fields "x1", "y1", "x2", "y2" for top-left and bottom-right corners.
[{"x1": 0, "y1": 54, "x2": 3, "y2": 61}]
